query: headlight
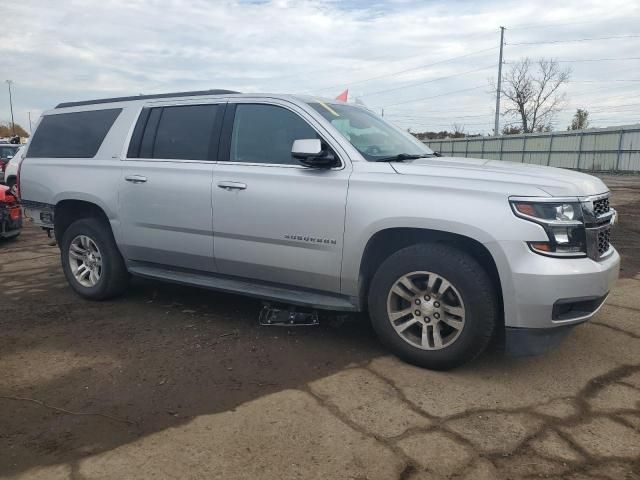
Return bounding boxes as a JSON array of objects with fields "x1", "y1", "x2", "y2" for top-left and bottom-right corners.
[
  {"x1": 512, "y1": 201, "x2": 582, "y2": 223},
  {"x1": 510, "y1": 200, "x2": 586, "y2": 258}
]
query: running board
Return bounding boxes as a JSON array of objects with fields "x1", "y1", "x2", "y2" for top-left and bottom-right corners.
[{"x1": 127, "y1": 264, "x2": 358, "y2": 312}]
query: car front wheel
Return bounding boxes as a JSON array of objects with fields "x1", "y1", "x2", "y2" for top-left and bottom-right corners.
[{"x1": 368, "y1": 243, "x2": 498, "y2": 370}]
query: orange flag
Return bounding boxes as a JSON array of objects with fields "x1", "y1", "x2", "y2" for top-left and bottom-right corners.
[{"x1": 335, "y1": 89, "x2": 348, "y2": 102}]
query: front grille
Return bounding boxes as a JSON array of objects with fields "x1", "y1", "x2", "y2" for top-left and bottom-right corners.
[
  {"x1": 597, "y1": 227, "x2": 611, "y2": 256},
  {"x1": 593, "y1": 197, "x2": 610, "y2": 217}
]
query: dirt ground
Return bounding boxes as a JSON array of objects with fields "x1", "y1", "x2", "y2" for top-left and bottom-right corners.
[{"x1": 0, "y1": 174, "x2": 638, "y2": 479}]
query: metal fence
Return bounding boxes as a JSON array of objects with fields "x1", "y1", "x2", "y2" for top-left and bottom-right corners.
[{"x1": 422, "y1": 124, "x2": 640, "y2": 172}]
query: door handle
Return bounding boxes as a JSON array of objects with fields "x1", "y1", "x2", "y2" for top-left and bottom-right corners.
[
  {"x1": 125, "y1": 175, "x2": 147, "y2": 184},
  {"x1": 217, "y1": 181, "x2": 247, "y2": 191}
]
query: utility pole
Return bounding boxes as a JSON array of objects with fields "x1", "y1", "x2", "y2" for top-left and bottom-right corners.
[
  {"x1": 494, "y1": 27, "x2": 505, "y2": 137},
  {"x1": 381, "y1": 107, "x2": 384, "y2": 117},
  {"x1": 28, "y1": 111, "x2": 32, "y2": 134},
  {"x1": 6, "y1": 80, "x2": 16, "y2": 136}
]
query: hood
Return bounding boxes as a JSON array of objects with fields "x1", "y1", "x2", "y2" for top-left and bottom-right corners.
[{"x1": 391, "y1": 156, "x2": 608, "y2": 197}]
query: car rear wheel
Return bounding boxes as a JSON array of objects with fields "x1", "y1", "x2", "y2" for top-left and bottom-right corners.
[
  {"x1": 368, "y1": 243, "x2": 498, "y2": 370},
  {"x1": 60, "y1": 217, "x2": 129, "y2": 300}
]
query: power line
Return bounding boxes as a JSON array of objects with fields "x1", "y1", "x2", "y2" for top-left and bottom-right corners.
[
  {"x1": 272, "y1": 36, "x2": 495, "y2": 85},
  {"x1": 379, "y1": 85, "x2": 486, "y2": 108},
  {"x1": 376, "y1": 106, "x2": 496, "y2": 116},
  {"x1": 553, "y1": 56, "x2": 640, "y2": 63},
  {"x1": 510, "y1": 20, "x2": 603, "y2": 30},
  {"x1": 313, "y1": 46, "x2": 498, "y2": 93},
  {"x1": 568, "y1": 87, "x2": 640, "y2": 100},
  {"x1": 385, "y1": 92, "x2": 640, "y2": 117},
  {"x1": 385, "y1": 113, "x2": 493, "y2": 120},
  {"x1": 507, "y1": 34, "x2": 640, "y2": 46},
  {"x1": 361, "y1": 65, "x2": 493, "y2": 97},
  {"x1": 385, "y1": 99, "x2": 640, "y2": 125},
  {"x1": 509, "y1": 16, "x2": 638, "y2": 30},
  {"x1": 571, "y1": 79, "x2": 640, "y2": 83}
]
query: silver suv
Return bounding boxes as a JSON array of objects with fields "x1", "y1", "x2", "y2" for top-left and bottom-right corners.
[{"x1": 18, "y1": 90, "x2": 620, "y2": 369}]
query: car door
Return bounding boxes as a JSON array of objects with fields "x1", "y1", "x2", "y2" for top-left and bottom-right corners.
[
  {"x1": 118, "y1": 101, "x2": 224, "y2": 272},
  {"x1": 211, "y1": 100, "x2": 351, "y2": 293}
]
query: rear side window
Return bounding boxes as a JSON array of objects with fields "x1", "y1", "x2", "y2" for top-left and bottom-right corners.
[
  {"x1": 27, "y1": 109, "x2": 121, "y2": 158},
  {"x1": 128, "y1": 104, "x2": 219, "y2": 160}
]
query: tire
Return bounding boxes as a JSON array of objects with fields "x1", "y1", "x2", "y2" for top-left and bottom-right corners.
[
  {"x1": 0, "y1": 232, "x2": 20, "y2": 241},
  {"x1": 5, "y1": 177, "x2": 16, "y2": 189},
  {"x1": 60, "y1": 217, "x2": 129, "y2": 300},
  {"x1": 368, "y1": 243, "x2": 497, "y2": 370}
]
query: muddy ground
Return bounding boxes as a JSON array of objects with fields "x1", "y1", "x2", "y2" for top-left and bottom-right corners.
[{"x1": 0, "y1": 174, "x2": 638, "y2": 479}]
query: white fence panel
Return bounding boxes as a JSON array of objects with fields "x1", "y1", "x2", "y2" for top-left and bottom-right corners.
[{"x1": 423, "y1": 125, "x2": 640, "y2": 172}]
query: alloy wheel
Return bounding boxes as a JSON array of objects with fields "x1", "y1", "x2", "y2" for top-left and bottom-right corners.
[
  {"x1": 68, "y1": 235, "x2": 102, "y2": 288},
  {"x1": 386, "y1": 271, "x2": 465, "y2": 350}
]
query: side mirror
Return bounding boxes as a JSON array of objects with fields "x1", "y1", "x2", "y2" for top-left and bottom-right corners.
[{"x1": 292, "y1": 139, "x2": 337, "y2": 168}]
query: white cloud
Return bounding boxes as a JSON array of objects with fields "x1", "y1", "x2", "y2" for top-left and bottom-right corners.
[{"x1": 1, "y1": 0, "x2": 639, "y2": 133}]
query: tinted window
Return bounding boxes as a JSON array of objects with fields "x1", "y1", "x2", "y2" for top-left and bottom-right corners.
[
  {"x1": 126, "y1": 108, "x2": 150, "y2": 158},
  {"x1": 152, "y1": 105, "x2": 218, "y2": 160},
  {"x1": 230, "y1": 104, "x2": 318, "y2": 165},
  {"x1": 27, "y1": 109, "x2": 121, "y2": 158},
  {"x1": 0, "y1": 145, "x2": 19, "y2": 159},
  {"x1": 138, "y1": 108, "x2": 162, "y2": 159}
]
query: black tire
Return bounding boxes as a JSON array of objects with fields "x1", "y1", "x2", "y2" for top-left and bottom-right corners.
[
  {"x1": 368, "y1": 243, "x2": 497, "y2": 370},
  {"x1": 5, "y1": 177, "x2": 16, "y2": 189},
  {"x1": 0, "y1": 232, "x2": 20, "y2": 241},
  {"x1": 60, "y1": 217, "x2": 129, "y2": 300}
]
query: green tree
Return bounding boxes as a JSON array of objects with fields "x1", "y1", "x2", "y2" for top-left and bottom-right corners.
[{"x1": 568, "y1": 109, "x2": 589, "y2": 130}]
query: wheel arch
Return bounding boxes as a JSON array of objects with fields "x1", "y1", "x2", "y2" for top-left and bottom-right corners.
[
  {"x1": 54, "y1": 199, "x2": 112, "y2": 243},
  {"x1": 357, "y1": 227, "x2": 503, "y2": 323}
]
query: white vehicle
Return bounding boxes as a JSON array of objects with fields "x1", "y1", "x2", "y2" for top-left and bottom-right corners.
[
  {"x1": 0, "y1": 144, "x2": 20, "y2": 185},
  {"x1": 3, "y1": 145, "x2": 24, "y2": 189}
]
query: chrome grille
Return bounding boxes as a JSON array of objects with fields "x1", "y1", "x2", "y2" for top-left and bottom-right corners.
[
  {"x1": 593, "y1": 197, "x2": 610, "y2": 217},
  {"x1": 597, "y1": 227, "x2": 611, "y2": 256}
]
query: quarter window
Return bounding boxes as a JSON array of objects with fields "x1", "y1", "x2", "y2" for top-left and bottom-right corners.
[
  {"x1": 230, "y1": 104, "x2": 319, "y2": 165},
  {"x1": 27, "y1": 109, "x2": 121, "y2": 158}
]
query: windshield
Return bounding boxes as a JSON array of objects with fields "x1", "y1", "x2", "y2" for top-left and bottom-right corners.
[
  {"x1": 308, "y1": 102, "x2": 433, "y2": 161},
  {"x1": 0, "y1": 145, "x2": 19, "y2": 159}
]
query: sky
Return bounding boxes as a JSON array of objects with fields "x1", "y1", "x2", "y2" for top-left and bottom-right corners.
[{"x1": 1, "y1": 0, "x2": 639, "y2": 135}]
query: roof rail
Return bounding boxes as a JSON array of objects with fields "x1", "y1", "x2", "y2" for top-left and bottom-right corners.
[{"x1": 55, "y1": 89, "x2": 240, "y2": 109}]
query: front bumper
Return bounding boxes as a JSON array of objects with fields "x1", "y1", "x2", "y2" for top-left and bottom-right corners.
[
  {"x1": 491, "y1": 240, "x2": 620, "y2": 331},
  {"x1": 493, "y1": 241, "x2": 619, "y2": 357}
]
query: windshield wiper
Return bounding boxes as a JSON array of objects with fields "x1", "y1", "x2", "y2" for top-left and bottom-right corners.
[{"x1": 374, "y1": 153, "x2": 435, "y2": 162}]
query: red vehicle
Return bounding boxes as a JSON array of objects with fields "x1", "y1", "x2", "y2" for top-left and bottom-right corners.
[{"x1": 0, "y1": 185, "x2": 21, "y2": 239}]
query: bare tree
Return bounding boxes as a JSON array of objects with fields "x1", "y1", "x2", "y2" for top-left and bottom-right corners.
[
  {"x1": 568, "y1": 108, "x2": 590, "y2": 130},
  {"x1": 498, "y1": 58, "x2": 570, "y2": 133},
  {"x1": 451, "y1": 122, "x2": 466, "y2": 138}
]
